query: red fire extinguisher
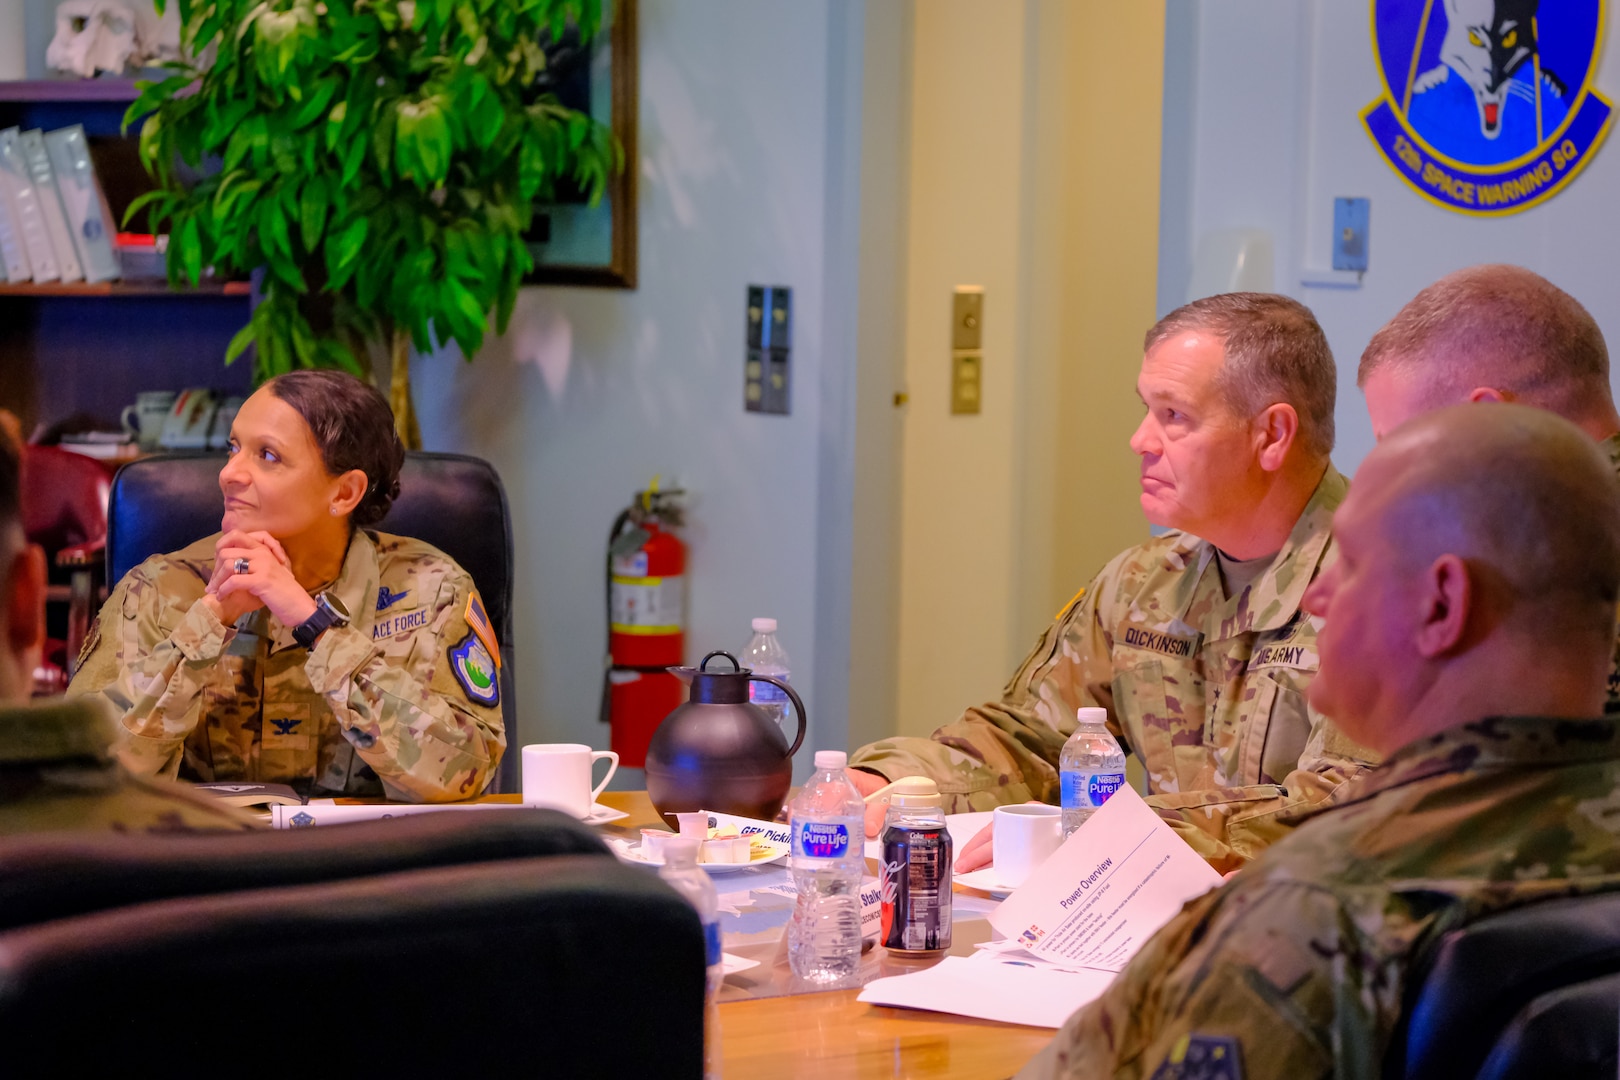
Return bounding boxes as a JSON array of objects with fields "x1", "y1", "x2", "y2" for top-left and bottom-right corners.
[{"x1": 600, "y1": 479, "x2": 686, "y2": 768}]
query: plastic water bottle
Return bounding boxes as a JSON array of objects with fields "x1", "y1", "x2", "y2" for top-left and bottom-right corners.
[
  {"x1": 659, "y1": 838, "x2": 723, "y2": 1078},
  {"x1": 1059, "y1": 706, "x2": 1127, "y2": 836},
  {"x1": 741, "y1": 617, "x2": 792, "y2": 727},
  {"x1": 788, "y1": 749, "x2": 865, "y2": 982}
]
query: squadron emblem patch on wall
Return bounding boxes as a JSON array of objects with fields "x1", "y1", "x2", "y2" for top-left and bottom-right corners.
[{"x1": 1362, "y1": 0, "x2": 1612, "y2": 215}]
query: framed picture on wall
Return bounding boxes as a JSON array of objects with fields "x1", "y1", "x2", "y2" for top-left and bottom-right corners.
[{"x1": 524, "y1": 0, "x2": 637, "y2": 288}]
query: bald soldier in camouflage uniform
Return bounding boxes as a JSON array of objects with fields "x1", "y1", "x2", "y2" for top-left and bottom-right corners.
[
  {"x1": 1019, "y1": 405, "x2": 1620, "y2": 1080},
  {"x1": 1357, "y1": 263, "x2": 1620, "y2": 711},
  {"x1": 70, "y1": 529, "x2": 505, "y2": 802},
  {"x1": 854, "y1": 295, "x2": 1377, "y2": 871}
]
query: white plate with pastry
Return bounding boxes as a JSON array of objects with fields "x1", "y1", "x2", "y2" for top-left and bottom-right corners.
[{"x1": 606, "y1": 829, "x2": 789, "y2": 873}]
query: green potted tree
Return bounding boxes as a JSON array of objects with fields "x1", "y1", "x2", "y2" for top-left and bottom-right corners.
[{"x1": 126, "y1": 0, "x2": 620, "y2": 444}]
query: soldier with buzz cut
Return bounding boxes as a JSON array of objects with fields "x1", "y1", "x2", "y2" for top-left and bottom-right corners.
[
  {"x1": 1019, "y1": 403, "x2": 1620, "y2": 1080},
  {"x1": 850, "y1": 293, "x2": 1379, "y2": 874},
  {"x1": 1358, "y1": 263, "x2": 1618, "y2": 449},
  {"x1": 1358, "y1": 262, "x2": 1620, "y2": 712}
]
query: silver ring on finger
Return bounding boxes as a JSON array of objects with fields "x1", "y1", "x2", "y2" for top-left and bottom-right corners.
[{"x1": 233, "y1": 557, "x2": 251, "y2": 575}]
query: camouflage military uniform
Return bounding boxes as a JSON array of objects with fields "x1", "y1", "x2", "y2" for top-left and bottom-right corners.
[
  {"x1": 1017, "y1": 715, "x2": 1620, "y2": 1080},
  {"x1": 851, "y1": 468, "x2": 1378, "y2": 869},
  {"x1": 68, "y1": 530, "x2": 506, "y2": 802},
  {"x1": 0, "y1": 696, "x2": 257, "y2": 833}
]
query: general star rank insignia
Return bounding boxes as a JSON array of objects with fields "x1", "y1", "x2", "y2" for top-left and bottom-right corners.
[{"x1": 449, "y1": 632, "x2": 500, "y2": 707}]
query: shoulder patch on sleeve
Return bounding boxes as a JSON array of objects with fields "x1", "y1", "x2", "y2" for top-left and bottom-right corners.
[
  {"x1": 464, "y1": 592, "x2": 501, "y2": 668},
  {"x1": 1054, "y1": 587, "x2": 1086, "y2": 623},
  {"x1": 449, "y1": 631, "x2": 501, "y2": 707},
  {"x1": 1149, "y1": 1034, "x2": 1244, "y2": 1080}
]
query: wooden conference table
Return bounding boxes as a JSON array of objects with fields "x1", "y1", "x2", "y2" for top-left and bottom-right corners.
[{"x1": 584, "y1": 790, "x2": 1056, "y2": 1080}]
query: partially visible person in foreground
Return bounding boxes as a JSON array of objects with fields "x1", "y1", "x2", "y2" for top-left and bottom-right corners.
[
  {"x1": 1019, "y1": 403, "x2": 1620, "y2": 1079},
  {"x1": 69, "y1": 371, "x2": 505, "y2": 801},
  {"x1": 0, "y1": 433, "x2": 253, "y2": 832},
  {"x1": 853, "y1": 293, "x2": 1377, "y2": 874}
]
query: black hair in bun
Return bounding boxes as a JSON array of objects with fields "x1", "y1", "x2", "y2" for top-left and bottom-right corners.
[{"x1": 265, "y1": 371, "x2": 405, "y2": 529}]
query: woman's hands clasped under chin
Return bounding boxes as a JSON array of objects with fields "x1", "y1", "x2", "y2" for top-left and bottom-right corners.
[{"x1": 203, "y1": 530, "x2": 319, "y2": 629}]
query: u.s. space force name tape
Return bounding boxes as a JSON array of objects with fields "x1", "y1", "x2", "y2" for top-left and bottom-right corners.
[{"x1": 271, "y1": 801, "x2": 528, "y2": 829}]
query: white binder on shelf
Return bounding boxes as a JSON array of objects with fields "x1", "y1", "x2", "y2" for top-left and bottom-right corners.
[
  {"x1": 0, "y1": 176, "x2": 27, "y2": 282},
  {"x1": 0, "y1": 127, "x2": 61, "y2": 283},
  {"x1": 18, "y1": 129, "x2": 83, "y2": 283},
  {"x1": 42, "y1": 125, "x2": 119, "y2": 284}
]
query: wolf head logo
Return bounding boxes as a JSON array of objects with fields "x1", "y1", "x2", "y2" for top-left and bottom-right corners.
[{"x1": 1439, "y1": 0, "x2": 1563, "y2": 139}]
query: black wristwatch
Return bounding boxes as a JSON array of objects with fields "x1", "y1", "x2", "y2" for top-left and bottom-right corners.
[{"x1": 293, "y1": 592, "x2": 350, "y2": 648}]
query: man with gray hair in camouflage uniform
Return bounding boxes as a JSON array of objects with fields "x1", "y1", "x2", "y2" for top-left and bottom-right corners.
[
  {"x1": 1019, "y1": 402, "x2": 1620, "y2": 1079},
  {"x1": 851, "y1": 294, "x2": 1378, "y2": 874}
]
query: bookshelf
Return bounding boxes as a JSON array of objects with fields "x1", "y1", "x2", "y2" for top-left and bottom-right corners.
[
  {"x1": 0, "y1": 78, "x2": 253, "y2": 440},
  {"x1": 0, "y1": 78, "x2": 145, "y2": 102}
]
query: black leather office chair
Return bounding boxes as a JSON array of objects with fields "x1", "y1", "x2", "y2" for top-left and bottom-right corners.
[
  {"x1": 0, "y1": 855, "x2": 706, "y2": 1077},
  {"x1": 1475, "y1": 971, "x2": 1620, "y2": 1079},
  {"x1": 0, "y1": 808, "x2": 603, "y2": 931},
  {"x1": 106, "y1": 451, "x2": 519, "y2": 792},
  {"x1": 1389, "y1": 892, "x2": 1620, "y2": 1079}
]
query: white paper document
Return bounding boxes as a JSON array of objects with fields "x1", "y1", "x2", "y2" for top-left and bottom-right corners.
[
  {"x1": 988, "y1": 785, "x2": 1221, "y2": 970},
  {"x1": 859, "y1": 787, "x2": 1221, "y2": 1026},
  {"x1": 858, "y1": 953, "x2": 1113, "y2": 1028}
]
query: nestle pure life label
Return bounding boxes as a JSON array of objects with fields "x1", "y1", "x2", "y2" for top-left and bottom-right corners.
[
  {"x1": 1062, "y1": 769, "x2": 1125, "y2": 810},
  {"x1": 794, "y1": 820, "x2": 854, "y2": 859}
]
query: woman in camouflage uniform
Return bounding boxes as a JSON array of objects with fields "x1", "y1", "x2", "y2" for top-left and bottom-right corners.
[{"x1": 67, "y1": 372, "x2": 505, "y2": 801}]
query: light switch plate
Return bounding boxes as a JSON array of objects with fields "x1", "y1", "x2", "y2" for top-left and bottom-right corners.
[
  {"x1": 1332, "y1": 198, "x2": 1370, "y2": 273},
  {"x1": 952, "y1": 287, "x2": 983, "y2": 351},
  {"x1": 746, "y1": 285, "x2": 791, "y2": 415}
]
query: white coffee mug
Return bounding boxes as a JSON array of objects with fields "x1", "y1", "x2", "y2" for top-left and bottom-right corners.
[
  {"x1": 993, "y1": 803, "x2": 1064, "y2": 889},
  {"x1": 521, "y1": 743, "x2": 619, "y2": 818},
  {"x1": 120, "y1": 390, "x2": 176, "y2": 451}
]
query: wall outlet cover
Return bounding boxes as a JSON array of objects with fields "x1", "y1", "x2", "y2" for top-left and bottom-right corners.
[{"x1": 1332, "y1": 197, "x2": 1370, "y2": 273}]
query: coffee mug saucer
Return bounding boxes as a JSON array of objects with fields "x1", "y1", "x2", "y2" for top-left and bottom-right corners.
[
  {"x1": 953, "y1": 866, "x2": 1017, "y2": 898},
  {"x1": 522, "y1": 801, "x2": 629, "y2": 825},
  {"x1": 582, "y1": 803, "x2": 630, "y2": 825}
]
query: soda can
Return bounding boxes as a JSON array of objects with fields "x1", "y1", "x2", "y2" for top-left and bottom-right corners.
[{"x1": 879, "y1": 821, "x2": 953, "y2": 953}]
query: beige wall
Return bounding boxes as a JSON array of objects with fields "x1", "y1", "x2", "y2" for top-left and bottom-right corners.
[
  {"x1": 893, "y1": 0, "x2": 1165, "y2": 738},
  {"x1": 1049, "y1": 2, "x2": 1167, "y2": 607},
  {"x1": 844, "y1": 0, "x2": 912, "y2": 754}
]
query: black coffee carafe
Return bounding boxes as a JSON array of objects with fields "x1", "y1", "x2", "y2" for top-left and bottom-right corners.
[{"x1": 645, "y1": 650, "x2": 807, "y2": 822}]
